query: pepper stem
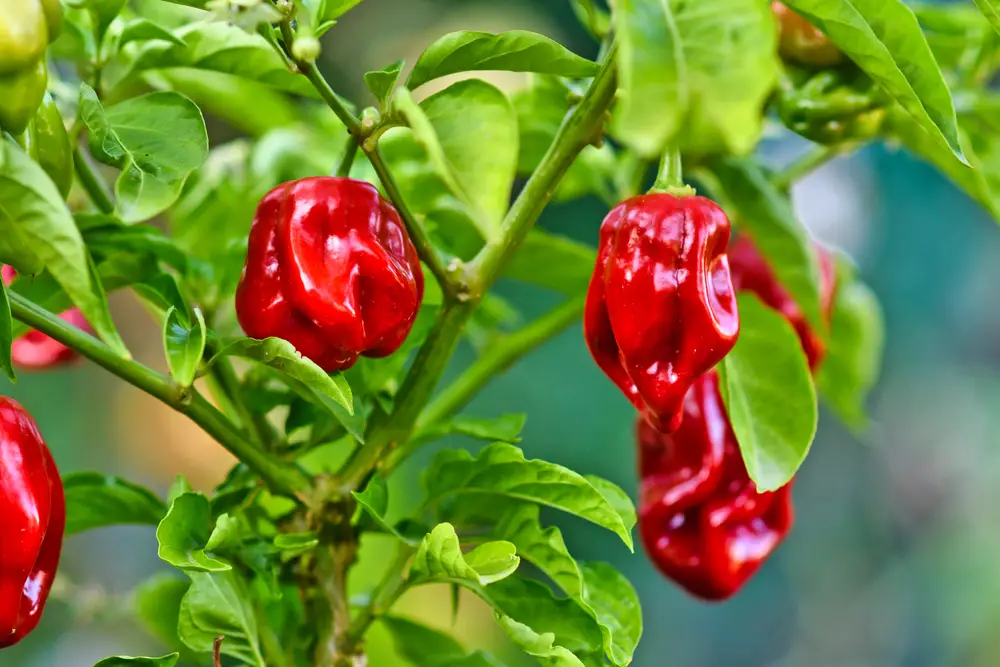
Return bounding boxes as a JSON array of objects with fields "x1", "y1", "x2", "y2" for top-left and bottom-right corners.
[{"x1": 650, "y1": 147, "x2": 696, "y2": 197}]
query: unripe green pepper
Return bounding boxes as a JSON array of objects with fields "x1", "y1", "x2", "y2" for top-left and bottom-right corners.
[
  {"x1": 40, "y1": 0, "x2": 63, "y2": 41},
  {"x1": 0, "y1": 60, "x2": 48, "y2": 136},
  {"x1": 777, "y1": 68, "x2": 887, "y2": 145},
  {"x1": 0, "y1": 0, "x2": 48, "y2": 75},
  {"x1": 25, "y1": 93, "x2": 73, "y2": 198}
]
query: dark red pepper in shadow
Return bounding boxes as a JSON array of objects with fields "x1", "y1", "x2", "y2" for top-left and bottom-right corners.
[
  {"x1": 235, "y1": 177, "x2": 424, "y2": 372},
  {"x1": 638, "y1": 372, "x2": 793, "y2": 600},
  {"x1": 0, "y1": 397, "x2": 65, "y2": 648},
  {"x1": 584, "y1": 193, "x2": 739, "y2": 432},
  {"x1": 772, "y1": 1, "x2": 844, "y2": 68},
  {"x1": 728, "y1": 236, "x2": 836, "y2": 370},
  {"x1": 2, "y1": 266, "x2": 90, "y2": 371}
]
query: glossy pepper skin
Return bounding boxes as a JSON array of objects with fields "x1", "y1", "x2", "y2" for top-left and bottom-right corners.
[
  {"x1": 638, "y1": 372, "x2": 793, "y2": 600},
  {"x1": 0, "y1": 397, "x2": 65, "y2": 648},
  {"x1": 2, "y1": 266, "x2": 89, "y2": 370},
  {"x1": 236, "y1": 177, "x2": 424, "y2": 372},
  {"x1": 772, "y1": 1, "x2": 844, "y2": 68},
  {"x1": 728, "y1": 236, "x2": 836, "y2": 370},
  {"x1": 0, "y1": 0, "x2": 48, "y2": 75},
  {"x1": 584, "y1": 193, "x2": 739, "y2": 433}
]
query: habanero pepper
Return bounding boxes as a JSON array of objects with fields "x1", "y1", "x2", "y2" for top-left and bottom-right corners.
[
  {"x1": 0, "y1": 396, "x2": 65, "y2": 648},
  {"x1": 2, "y1": 266, "x2": 90, "y2": 370},
  {"x1": 728, "y1": 235, "x2": 837, "y2": 370},
  {"x1": 638, "y1": 371, "x2": 793, "y2": 601},
  {"x1": 235, "y1": 177, "x2": 424, "y2": 372},
  {"x1": 584, "y1": 193, "x2": 739, "y2": 433},
  {"x1": 772, "y1": 1, "x2": 844, "y2": 68}
]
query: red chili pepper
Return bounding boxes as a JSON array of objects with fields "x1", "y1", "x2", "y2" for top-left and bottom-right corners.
[
  {"x1": 638, "y1": 372, "x2": 794, "y2": 600},
  {"x1": 584, "y1": 193, "x2": 739, "y2": 432},
  {"x1": 235, "y1": 177, "x2": 424, "y2": 372},
  {"x1": 728, "y1": 236, "x2": 836, "y2": 370},
  {"x1": 2, "y1": 266, "x2": 89, "y2": 371},
  {"x1": 0, "y1": 397, "x2": 65, "y2": 648},
  {"x1": 772, "y1": 1, "x2": 844, "y2": 68}
]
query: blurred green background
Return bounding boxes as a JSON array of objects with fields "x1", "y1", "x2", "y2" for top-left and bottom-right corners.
[{"x1": 7, "y1": 1, "x2": 1000, "y2": 666}]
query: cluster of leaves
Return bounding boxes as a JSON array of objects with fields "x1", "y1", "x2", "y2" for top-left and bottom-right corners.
[{"x1": 3, "y1": 0, "x2": 1000, "y2": 665}]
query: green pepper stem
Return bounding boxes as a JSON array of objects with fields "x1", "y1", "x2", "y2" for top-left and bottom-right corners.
[
  {"x1": 650, "y1": 147, "x2": 696, "y2": 197},
  {"x1": 73, "y1": 145, "x2": 115, "y2": 214}
]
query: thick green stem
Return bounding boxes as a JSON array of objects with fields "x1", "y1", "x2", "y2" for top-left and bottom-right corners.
[
  {"x1": 341, "y1": 545, "x2": 413, "y2": 654},
  {"x1": 650, "y1": 147, "x2": 695, "y2": 196},
  {"x1": 208, "y1": 356, "x2": 281, "y2": 450},
  {"x1": 73, "y1": 145, "x2": 114, "y2": 214},
  {"x1": 336, "y1": 136, "x2": 359, "y2": 178},
  {"x1": 8, "y1": 293, "x2": 312, "y2": 498}
]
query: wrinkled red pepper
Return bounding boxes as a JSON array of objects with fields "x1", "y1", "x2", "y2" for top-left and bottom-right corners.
[
  {"x1": 2, "y1": 266, "x2": 89, "y2": 370},
  {"x1": 0, "y1": 397, "x2": 65, "y2": 648},
  {"x1": 728, "y1": 236, "x2": 836, "y2": 370},
  {"x1": 584, "y1": 193, "x2": 740, "y2": 432},
  {"x1": 638, "y1": 372, "x2": 794, "y2": 600},
  {"x1": 235, "y1": 177, "x2": 424, "y2": 372}
]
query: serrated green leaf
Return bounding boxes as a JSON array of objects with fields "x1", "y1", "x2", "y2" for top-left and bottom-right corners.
[
  {"x1": 410, "y1": 523, "x2": 519, "y2": 586},
  {"x1": 157, "y1": 493, "x2": 231, "y2": 572},
  {"x1": 785, "y1": 0, "x2": 965, "y2": 162},
  {"x1": 719, "y1": 294, "x2": 818, "y2": 491},
  {"x1": 63, "y1": 472, "x2": 166, "y2": 535},
  {"x1": 163, "y1": 306, "x2": 205, "y2": 388},
  {"x1": 423, "y1": 443, "x2": 635, "y2": 550},
  {"x1": 207, "y1": 336, "x2": 352, "y2": 413},
  {"x1": 407, "y1": 31, "x2": 598, "y2": 90}
]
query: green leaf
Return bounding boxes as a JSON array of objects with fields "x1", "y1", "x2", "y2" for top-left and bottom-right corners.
[
  {"x1": 79, "y1": 85, "x2": 209, "y2": 223},
  {"x1": 503, "y1": 230, "x2": 596, "y2": 295},
  {"x1": 205, "y1": 513, "x2": 239, "y2": 552},
  {"x1": 719, "y1": 294, "x2": 818, "y2": 491},
  {"x1": 63, "y1": 473, "x2": 166, "y2": 535},
  {"x1": 207, "y1": 337, "x2": 353, "y2": 413},
  {"x1": 582, "y1": 476, "x2": 637, "y2": 550},
  {"x1": 495, "y1": 614, "x2": 586, "y2": 667},
  {"x1": 365, "y1": 60, "x2": 403, "y2": 109},
  {"x1": 437, "y1": 654, "x2": 507, "y2": 667},
  {"x1": 0, "y1": 142, "x2": 128, "y2": 356},
  {"x1": 273, "y1": 531, "x2": 319, "y2": 560},
  {"x1": 784, "y1": 0, "x2": 965, "y2": 162},
  {"x1": 420, "y1": 414, "x2": 526, "y2": 445},
  {"x1": 322, "y1": 0, "x2": 365, "y2": 20},
  {"x1": 709, "y1": 157, "x2": 824, "y2": 333},
  {"x1": 117, "y1": 22, "x2": 316, "y2": 97},
  {"x1": 424, "y1": 443, "x2": 635, "y2": 550},
  {"x1": 407, "y1": 31, "x2": 599, "y2": 90},
  {"x1": 410, "y1": 523, "x2": 520, "y2": 586},
  {"x1": 118, "y1": 18, "x2": 187, "y2": 49},
  {"x1": 162, "y1": 307, "x2": 205, "y2": 388},
  {"x1": 178, "y1": 571, "x2": 265, "y2": 666},
  {"x1": 491, "y1": 503, "x2": 583, "y2": 597},
  {"x1": 93, "y1": 656, "x2": 179, "y2": 667},
  {"x1": 167, "y1": 475, "x2": 193, "y2": 504},
  {"x1": 156, "y1": 493, "x2": 231, "y2": 572},
  {"x1": 85, "y1": 0, "x2": 128, "y2": 39},
  {"x1": 612, "y1": 0, "x2": 778, "y2": 156},
  {"x1": 134, "y1": 575, "x2": 190, "y2": 655},
  {"x1": 816, "y1": 262, "x2": 884, "y2": 431},
  {"x1": 0, "y1": 279, "x2": 13, "y2": 383},
  {"x1": 78, "y1": 214, "x2": 190, "y2": 272},
  {"x1": 578, "y1": 563, "x2": 642, "y2": 667},
  {"x1": 973, "y1": 0, "x2": 1000, "y2": 36},
  {"x1": 381, "y1": 616, "x2": 467, "y2": 664}
]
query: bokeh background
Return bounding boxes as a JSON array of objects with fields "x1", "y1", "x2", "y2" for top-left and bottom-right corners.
[{"x1": 6, "y1": 1, "x2": 1000, "y2": 666}]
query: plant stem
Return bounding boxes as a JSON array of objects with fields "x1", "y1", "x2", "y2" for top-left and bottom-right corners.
[
  {"x1": 381, "y1": 296, "x2": 586, "y2": 474},
  {"x1": 73, "y1": 145, "x2": 114, "y2": 214},
  {"x1": 208, "y1": 356, "x2": 280, "y2": 450},
  {"x1": 338, "y1": 43, "x2": 619, "y2": 492},
  {"x1": 336, "y1": 136, "x2": 359, "y2": 177},
  {"x1": 773, "y1": 145, "x2": 848, "y2": 190},
  {"x1": 341, "y1": 545, "x2": 413, "y2": 653},
  {"x1": 650, "y1": 146, "x2": 695, "y2": 196},
  {"x1": 7, "y1": 292, "x2": 312, "y2": 499}
]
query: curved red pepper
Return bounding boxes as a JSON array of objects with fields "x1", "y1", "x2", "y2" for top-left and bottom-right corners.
[
  {"x1": 728, "y1": 236, "x2": 836, "y2": 370},
  {"x1": 2, "y1": 266, "x2": 89, "y2": 371},
  {"x1": 772, "y1": 1, "x2": 844, "y2": 68},
  {"x1": 0, "y1": 397, "x2": 65, "y2": 648},
  {"x1": 235, "y1": 177, "x2": 424, "y2": 372},
  {"x1": 638, "y1": 372, "x2": 793, "y2": 600},
  {"x1": 584, "y1": 193, "x2": 739, "y2": 432}
]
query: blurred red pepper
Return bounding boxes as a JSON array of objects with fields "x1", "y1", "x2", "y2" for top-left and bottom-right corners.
[
  {"x1": 772, "y1": 1, "x2": 844, "y2": 68},
  {"x1": 638, "y1": 372, "x2": 793, "y2": 600},
  {"x1": 584, "y1": 193, "x2": 739, "y2": 432},
  {"x1": 0, "y1": 396, "x2": 65, "y2": 648},
  {"x1": 235, "y1": 177, "x2": 424, "y2": 372},
  {"x1": 2, "y1": 266, "x2": 89, "y2": 370},
  {"x1": 728, "y1": 236, "x2": 836, "y2": 370}
]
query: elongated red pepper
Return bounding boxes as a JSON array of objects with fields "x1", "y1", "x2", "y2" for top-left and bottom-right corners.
[
  {"x1": 638, "y1": 372, "x2": 793, "y2": 600},
  {"x1": 2, "y1": 266, "x2": 89, "y2": 370},
  {"x1": 728, "y1": 236, "x2": 836, "y2": 370},
  {"x1": 0, "y1": 397, "x2": 65, "y2": 648},
  {"x1": 584, "y1": 193, "x2": 739, "y2": 432},
  {"x1": 235, "y1": 177, "x2": 424, "y2": 372}
]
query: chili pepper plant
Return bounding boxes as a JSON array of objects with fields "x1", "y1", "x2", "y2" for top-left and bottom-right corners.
[{"x1": 0, "y1": 0, "x2": 991, "y2": 664}]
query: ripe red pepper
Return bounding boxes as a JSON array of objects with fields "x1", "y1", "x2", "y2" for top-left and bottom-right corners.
[
  {"x1": 0, "y1": 397, "x2": 65, "y2": 648},
  {"x1": 772, "y1": 1, "x2": 844, "y2": 68},
  {"x1": 584, "y1": 193, "x2": 739, "y2": 432},
  {"x1": 638, "y1": 372, "x2": 793, "y2": 600},
  {"x1": 728, "y1": 236, "x2": 836, "y2": 370},
  {"x1": 235, "y1": 177, "x2": 424, "y2": 372},
  {"x1": 2, "y1": 266, "x2": 89, "y2": 370}
]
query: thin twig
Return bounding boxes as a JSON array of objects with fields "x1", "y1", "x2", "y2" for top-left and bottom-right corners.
[
  {"x1": 73, "y1": 145, "x2": 115, "y2": 214},
  {"x1": 213, "y1": 636, "x2": 223, "y2": 667}
]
